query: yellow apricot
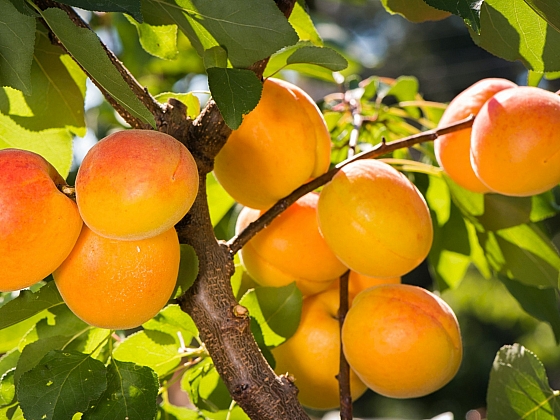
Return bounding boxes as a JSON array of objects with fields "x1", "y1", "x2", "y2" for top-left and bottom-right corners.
[
  {"x1": 214, "y1": 78, "x2": 331, "y2": 209},
  {"x1": 471, "y1": 86, "x2": 560, "y2": 196},
  {"x1": 0, "y1": 149, "x2": 83, "y2": 292},
  {"x1": 434, "y1": 78, "x2": 517, "y2": 193},
  {"x1": 236, "y1": 193, "x2": 347, "y2": 295},
  {"x1": 272, "y1": 288, "x2": 367, "y2": 410},
  {"x1": 76, "y1": 129, "x2": 198, "y2": 240},
  {"x1": 382, "y1": 0, "x2": 450, "y2": 22},
  {"x1": 342, "y1": 284, "x2": 462, "y2": 398},
  {"x1": 317, "y1": 159, "x2": 433, "y2": 278},
  {"x1": 53, "y1": 226, "x2": 180, "y2": 330}
]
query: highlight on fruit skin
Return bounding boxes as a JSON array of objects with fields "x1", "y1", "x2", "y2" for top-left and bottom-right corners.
[
  {"x1": 471, "y1": 86, "x2": 560, "y2": 197},
  {"x1": 317, "y1": 159, "x2": 433, "y2": 278},
  {"x1": 342, "y1": 284, "x2": 462, "y2": 399},
  {"x1": 0, "y1": 149, "x2": 83, "y2": 292},
  {"x1": 213, "y1": 77, "x2": 331, "y2": 210},
  {"x1": 53, "y1": 225, "x2": 180, "y2": 330},
  {"x1": 434, "y1": 78, "x2": 517, "y2": 193},
  {"x1": 236, "y1": 192, "x2": 347, "y2": 295},
  {"x1": 75, "y1": 129, "x2": 199, "y2": 241},
  {"x1": 271, "y1": 288, "x2": 368, "y2": 410}
]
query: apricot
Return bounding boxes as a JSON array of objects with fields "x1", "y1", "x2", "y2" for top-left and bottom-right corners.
[
  {"x1": 317, "y1": 159, "x2": 433, "y2": 278},
  {"x1": 213, "y1": 78, "x2": 331, "y2": 209},
  {"x1": 342, "y1": 284, "x2": 462, "y2": 398},
  {"x1": 271, "y1": 288, "x2": 367, "y2": 409},
  {"x1": 434, "y1": 78, "x2": 517, "y2": 193},
  {"x1": 330, "y1": 271, "x2": 401, "y2": 299},
  {"x1": 53, "y1": 226, "x2": 180, "y2": 330},
  {"x1": 236, "y1": 193, "x2": 347, "y2": 295},
  {"x1": 382, "y1": 0, "x2": 450, "y2": 22},
  {"x1": 75, "y1": 129, "x2": 198, "y2": 240},
  {"x1": 0, "y1": 149, "x2": 82, "y2": 292},
  {"x1": 471, "y1": 86, "x2": 560, "y2": 196}
]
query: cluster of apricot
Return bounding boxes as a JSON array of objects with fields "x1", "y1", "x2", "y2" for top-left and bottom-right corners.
[
  {"x1": 214, "y1": 78, "x2": 463, "y2": 409},
  {"x1": 435, "y1": 78, "x2": 560, "y2": 196},
  {"x1": 0, "y1": 130, "x2": 199, "y2": 329}
]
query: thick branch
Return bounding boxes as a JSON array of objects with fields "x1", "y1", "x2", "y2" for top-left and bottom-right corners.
[{"x1": 228, "y1": 114, "x2": 475, "y2": 254}]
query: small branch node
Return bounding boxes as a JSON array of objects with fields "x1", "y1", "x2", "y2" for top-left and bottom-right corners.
[{"x1": 233, "y1": 304, "x2": 249, "y2": 318}]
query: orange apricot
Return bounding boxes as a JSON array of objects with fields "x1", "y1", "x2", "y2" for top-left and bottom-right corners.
[
  {"x1": 342, "y1": 284, "x2": 462, "y2": 398},
  {"x1": 236, "y1": 193, "x2": 347, "y2": 295},
  {"x1": 434, "y1": 78, "x2": 517, "y2": 193},
  {"x1": 471, "y1": 86, "x2": 560, "y2": 196},
  {"x1": 75, "y1": 129, "x2": 198, "y2": 240},
  {"x1": 0, "y1": 149, "x2": 82, "y2": 292},
  {"x1": 213, "y1": 78, "x2": 331, "y2": 209},
  {"x1": 53, "y1": 226, "x2": 180, "y2": 330},
  {"x1": 317, "y1": 159, "x2": 433, "y2": 278},
  {"x1": 271, "y1": 288, "x2": 367, "y2": 409}
]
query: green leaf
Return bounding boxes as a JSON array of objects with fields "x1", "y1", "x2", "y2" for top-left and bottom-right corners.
[
  {"x1": 207, "y1": 68, "x2": 262, "y2": 129},
  {"x1": 39, "y1": 8, "x2": 155, "y2": 127},
  {"x1": 207, "y1": 173, "x2": 235, "y2": 226},
  {"x1": 0, "y1": 282, "x2": 63, "y2": 331},
  {"x1": 0, "y1": 350, "x2": 20, "y2": 380},
  {"x1": 126, "y1": 16, "x2": 178, "y2": 59},
  {"x1": 524, "y1": 0, "x2": 560, "y2": 32},
  {"x1": 173, "y1": 244, "x2": 199, "y2": 299},
  {"x1": 289, "y1": 1, "x2": 322, "y2": 46},
  {"x1": 203, "y1": 46, "x2": 228, "y2": 69},
  {"x1": 57, "y1": 0, "x2": 143, "y2": 22},
  {"x1": 470, "y1": 0, "x2": 560, "y2": 72},
  {"x1": 239, "y1": 283, "x2": 302, "y2": 347},
  {"x1": 499, "y1": 275, "x2": 560, "y2": 344},
  {"x1": 158, "y1": 402, "x2": 200, "y2": 419},
  {"x1": 18, "y1": 350, "x2": 107, "y2": 420},
  {"x1": 0, "y1": 313, "x2": 47, "y2": 354},
  {"x1": 0, "y1": 0, "x2": 35, "y2": 95},
  {"x1": 487, "y1": 344, "x2": 560, "y2": 419},
  {"x1": 286, "y1": 46, "x2": 347, "y2": 71},
  {"x1": 83, "y1": 360, "x2": 158, "y2": 420},
  {"x1": 154, "y1": 92, "x2": 201, "y2": 120},
  {"x1": 528, "y1": 70, "x2": 545, "y2": 86},
  {"x1": 143, "y1": 304, "x2": 198, "y2": 344},
  {"x1": 0, "y1": 368, "x2": 15, "y2": 406},
  {"x1": 112, "y1": 330, "x2": 182, "y2": 376},
  {"x1": 143, "y1": 0, "x2": 298, "y2": 68},
  {"x1": 424, "y1": 0, "x2": 481, "y2": 32},
  {"x1": 7, "y1": 0, "x2": 38, "y2": 16},
  {"x1": 181, "y1": 358, "x2": 231, "y2": 412}
]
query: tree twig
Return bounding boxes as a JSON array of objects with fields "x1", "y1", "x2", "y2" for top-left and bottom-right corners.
[{"x1": 337, "y1": 270, "x2": 353, "y2": 420}]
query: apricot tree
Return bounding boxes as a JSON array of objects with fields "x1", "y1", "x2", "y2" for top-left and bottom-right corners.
[{"x1": 1, "y1": 1, "x2": 560, "y2": 420}]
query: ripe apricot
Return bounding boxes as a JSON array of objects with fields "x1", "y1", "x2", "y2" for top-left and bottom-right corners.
[
  {"x1": 271, "y1": 288, "x2": 367, "y2": 409},
  {"x1": 317, "y1": 159, "x2": 433, "y2": 278},
  {"x1": 342, "y1": 284, "x2": 462, "y2": 398},
  {"x1": 76, "y1": 129, "x2": 198, "y2": 240},
  {"x1": 53, "y1": 226, "x2": 180, "y2": 330},
  {"x1": 236, "y1": 193, "x2": 347, "y2": 295},
  {"x1": 213, "y1": 78, "x2": 331, "y2": 209},
  {"x1": 0, "y1": 149, "x2": 82, "y2": 292},
  {"x1": 434, "y1": 78, "x2": 517, "y2": 193},
  {"x1": 382, "y1": 0, "x2": 450, "y2": 22},
  {"x1": 471, "y1": 86, "x2": 560, "y2": 196}
]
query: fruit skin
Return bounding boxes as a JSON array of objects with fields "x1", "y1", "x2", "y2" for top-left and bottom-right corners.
[
  {"x1": 236, "y1": 193, "x2": 347, "y2": 295},
  {"x1": 53, "y1": 226, "x2": 180, "y2": 330},
  {"x1": 214, "y1": 78, "x2": 331, "y2": 210},
  {"x1": 271, "y1": 288, "x2": 368, "y2": 409},
  {"x1": 317, "y1": 159, "x2": 433, "y2": 278},
  {"x1": 76, "y1": 129, "x2": 199, "y2": 241},
  {"x1": 382, "y1": 0, "x2": 450, "y2": 23},
  {"x1": 471, "y1": 86, "x2": 560, "y2": 196},
  {"x1": 0, "y1": 149, "x2": 83, "y2": 292},
  {"x1": 435, "y1": 78, "x2": 517, "y2": 193},
  {"x1": 342, "y1": 284, "x2": 462, "y2": 399}
]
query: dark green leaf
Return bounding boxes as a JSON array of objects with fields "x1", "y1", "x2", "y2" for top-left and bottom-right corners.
[
  {"x1": 499, "y1": 275, "x2": 560, "y2": 344},
  {"x1": 126, "y1": 16, "x2": 178, "y2": 59},
  {"x1": 487, "y1": 344, "x2": 560, "y2": 419},
  {"x1": 207, "y1": 68, "x2": 262, "y2": 129},
  {"x1": 203, "y1": 46, "x2": 228, "y2": 69},
  {"x1": 239, "y1": 283, "x2": 303, "y2": 347},
  {"x1": 0, "y1": 282, "x2": 63, "y2": 331},
  {"x1": 286, "y1": 46, "x2": 348, "y2": 71},
  {"x1": 173, "y1": 245, "x2": 199, "y2": 299},
  {"x1": 18, "y1": 350, "x2": 107, "y2": 420},
  {"x1": 424, "y1": 0, "x2": 481, "y2": 32},
  {"x1": 0, "y1": 0, "x2": 35, "y2": 94},
  {"x1": 57, "y1": 0, "x2": 143, "y2": 22},
  {"x1": 7, "y1": 0, "x2": 38, "y2": 16},
  {"x1": 524, "y1": 0, "x2": 560, "y2": 32},
  {"x1": 83, "y1": 360, "x2": 158, "y2": 420},
  {"x1": 470, "y1": 0, "x2": 560, "y2": 72},
  {"x1": 39, "y1": 8, "x2": 155, "y2": 127}
]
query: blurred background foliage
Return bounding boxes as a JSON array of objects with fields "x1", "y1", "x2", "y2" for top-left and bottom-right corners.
[{"x1": 61, "y1": 1, "x2": 560, "y2": 419}]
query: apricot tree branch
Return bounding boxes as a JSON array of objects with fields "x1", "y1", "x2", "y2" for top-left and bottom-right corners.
[
  {"x1": 337, "y1": 270, "x2": 353, "y2": 420},
  {"x1": 228, "y1": 114, "x2": 475, "y2": 255}
]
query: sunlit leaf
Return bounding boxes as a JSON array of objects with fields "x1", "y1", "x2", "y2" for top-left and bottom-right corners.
[
  {"x1": 286, "y1": 46, "x2": 348, "y2": 71},
  {"x1": 143, "y1": 304, "x2": 199, "y2": 344},
  {"x1": 524, "y1": 0, "x2": 560, "y2": 32},
  {"x1": 126, "y1": 16, "x2": 178, "y2": 60},
  {"x1": 207, "y1": 173, "x2": 235, "y2": 226},
  {"x1": 0, "y1": 368, "x2": 15, "y2": 406},
  {"x1": 290, "y1": 1, "x2": 322, "y2": 45},
  {"x1": 173, "y1": 244, "x2": 199, "y2": 299},
  {"x1": 154, "y1": 92, "x2": 201, "y2": 120}
]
